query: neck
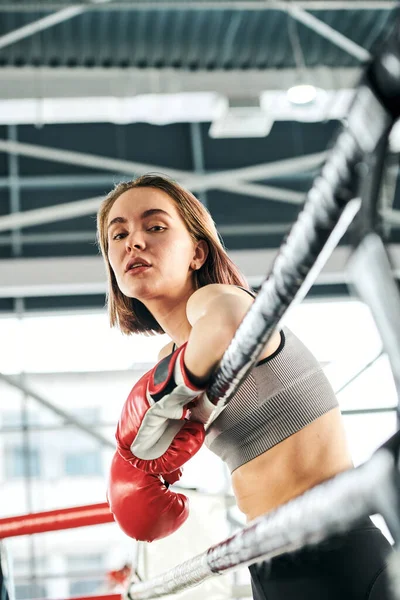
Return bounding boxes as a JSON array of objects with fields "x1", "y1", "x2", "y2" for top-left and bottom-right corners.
[{"x1": 144, "y1": 287, "x2": 194, "y2": 347}]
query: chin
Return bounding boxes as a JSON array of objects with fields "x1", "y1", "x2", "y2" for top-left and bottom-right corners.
[{"x1": 122, "y1": 283, "x2": 157, "y2": 301}]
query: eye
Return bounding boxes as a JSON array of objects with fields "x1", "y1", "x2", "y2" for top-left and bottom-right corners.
[
  {"x1": 148, "y1": 225, "x2": 166, "y2": 232},
  {"x1": 112, "y1": 232, "x2": 127, "y2": 240}
]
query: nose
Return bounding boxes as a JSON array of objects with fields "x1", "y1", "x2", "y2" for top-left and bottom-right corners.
[{"x1": 125, "y1": 229, "x2": 146, "y2": 251}]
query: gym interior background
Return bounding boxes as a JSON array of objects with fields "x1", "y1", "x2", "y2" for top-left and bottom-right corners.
[{"x1": 0, "y1": 1, "x2": 398, "y2": 598}]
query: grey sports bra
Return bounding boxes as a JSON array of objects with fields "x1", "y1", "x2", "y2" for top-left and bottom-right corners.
[
  {"x1": 205, "y1": 326, "x2": 338, "y2": 472},
  {"x1": 175, "y1": 286, "x2": 339, "y2": 472}
]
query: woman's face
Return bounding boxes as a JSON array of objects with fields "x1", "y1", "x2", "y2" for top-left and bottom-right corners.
[{"x1": 107, "y1": 187, "x2": 205, "y2": 302}]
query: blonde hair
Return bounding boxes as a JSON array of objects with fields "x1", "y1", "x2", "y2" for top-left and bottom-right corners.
[{"x1": 97, "y1": 174, "x2": 250, "y2": 335}]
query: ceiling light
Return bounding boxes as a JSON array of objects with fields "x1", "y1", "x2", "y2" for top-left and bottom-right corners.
[
  {"x1": 287, "y1": 84, "x2": 317, "y2": 105},
  {"x1": 209, "y1": 107, "x2": 274, "y2": 138}
]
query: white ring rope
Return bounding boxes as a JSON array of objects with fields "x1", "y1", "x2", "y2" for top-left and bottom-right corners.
[{"x1": 126, "y1": 449, "x2": 399, "y2": 599}]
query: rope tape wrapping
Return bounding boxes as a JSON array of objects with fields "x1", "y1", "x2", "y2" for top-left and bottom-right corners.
[{"x1": 127, "y1": 449, "x2": 398, "y2": 599}]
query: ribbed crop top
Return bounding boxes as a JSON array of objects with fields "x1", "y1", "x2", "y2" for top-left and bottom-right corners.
[{"x1": 205, "y1": 326, "x2": 339, "y2": 472}]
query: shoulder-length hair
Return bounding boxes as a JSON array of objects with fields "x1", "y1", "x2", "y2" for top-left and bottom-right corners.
[{"x1": 97, "y1": 173, "x2": 250, "y2": 335}]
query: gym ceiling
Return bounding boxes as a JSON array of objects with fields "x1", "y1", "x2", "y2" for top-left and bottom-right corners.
[{"x1": 0, "y1": 1, "x2": 397, "y2": 314}]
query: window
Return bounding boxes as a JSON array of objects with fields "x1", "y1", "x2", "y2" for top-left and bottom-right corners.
[
  {"x1": 13, "y1": 557, "x2": 47, "y2": 575},
  {"x1": 2, "y1": 411, "x2": 40, "y2": 429},
  {"x1": 67, "y1": 554, "x2": 104, "y2": 597},
  {"x1": 14, "y1": 582, "x2": 46, "y2": 600},
  {"x1": 4, "y1": 446, "x2": 41, "y2": 478},
  {"x1": 71, "y1": 407, "x2": 100, "y2": 425},
  {"x1": 69, "y1": 579, "x2": 103, "y2": 596},
  {"x1": 66, "y1": 553, "x2": 103, "y2": 572},
  {"x1": 64, "y1": 451, "x2": 102, "y2": 476}
]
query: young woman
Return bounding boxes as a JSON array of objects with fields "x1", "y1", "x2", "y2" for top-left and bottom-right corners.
[{"x1": 98, "y1": 174, "x2": 392, "y2": 600}]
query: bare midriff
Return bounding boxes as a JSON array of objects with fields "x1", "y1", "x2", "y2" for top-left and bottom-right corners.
[{"x1": 231, "y1": 407, "x2": 354, "y2": 522}]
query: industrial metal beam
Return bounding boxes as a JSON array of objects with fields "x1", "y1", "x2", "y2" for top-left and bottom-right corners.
[
  {"x1": 0, "y1": 0, "x2": 116, "y2": 51},
  {"x1": 0, "y1": 231, "x2": 96, "y2": 246},
  {"x1": 0, "y1": 6, "x2": 86, "y2": 50},
  {"x1": 0, "y1": 223, "x2": 294, "y2": 248},
  {"x1": 0, "y1": 139, "x2": 187, "y2": 181},
  {"x1": 0, "y1": 67, "x2": 361, "y2": 100},
  {"x1": 0, "y1": 174, "x2": 118, "y2": 190},
  {"x1": 0, "y1": 141, "x2": 326, "y2": 231},
  {"x1": 0, "y1": 170, "x2": 322, "y2": 192},
  {"x1": 0, "y1": 0, "x2": 374, "y2": 62},
  {"x1": 285, "y1": 4, "x2": 371, "y2": 62},
  {"x1": 0, "y1": 2, "x2": 394, "y2": 11},
  {"x1": 0, "y1": 191, "x2": 301, "y2": 231},
  {"x1": 0, "y1": 140, "x2": 326, "y2": 190},
  {"x1": 2, "y1": 245, "x2": 400, "y2": 298},
  {"x1": 334, "y1": 349, "x2": 385, "y2": 395},
  {"x1": 0, "y1": 195, "x2": 105, "y2": 232},
  {"x1": 0, "y1": 223, "x2": 292, "y2": 247},
  {"x1": 219, "y1": 180, "x2": 305, "y2": 204}
]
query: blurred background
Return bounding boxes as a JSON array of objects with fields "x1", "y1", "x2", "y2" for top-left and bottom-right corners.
[{"x1": 0, "y1": 1, "x2": 399, "y2": 599}]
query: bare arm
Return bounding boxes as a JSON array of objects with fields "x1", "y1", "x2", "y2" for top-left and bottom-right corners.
[{"x1": 184, "y1": 284, "x2": 281, "y2": 386}]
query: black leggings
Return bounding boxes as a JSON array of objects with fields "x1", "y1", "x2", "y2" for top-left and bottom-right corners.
[{"x1": 249, "y1": 518, "x2": 393, "y2": 600}]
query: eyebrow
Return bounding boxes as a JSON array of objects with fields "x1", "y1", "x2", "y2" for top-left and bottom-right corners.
[{"x1": 107, "y1": 208, "x2": 171, "y2": 230}]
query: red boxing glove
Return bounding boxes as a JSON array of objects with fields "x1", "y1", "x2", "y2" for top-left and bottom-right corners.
[
  {"x1": 108, "y1": 451, "x2": 188, "y2": 542},
  {"x1": 162, "y1": 467, "x2": 183, "y2": 486},
  {"x1": 116, "y1": 344, "x2": 206, "y2": 475}
]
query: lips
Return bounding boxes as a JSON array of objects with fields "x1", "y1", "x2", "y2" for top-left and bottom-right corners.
[{"x1": 125, "y1": 258, "x2": 151, "y2": 272}]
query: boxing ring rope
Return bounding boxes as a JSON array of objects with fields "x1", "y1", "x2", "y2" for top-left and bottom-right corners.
[
  {"x1": 0, "y1": 504, "x2": 121, "y2": 600},
  {"x1": 125, "y1": 14, "x2": 400, "y2": 600},
  {"x1": 0, "y1": 503, "x2": 114, "y2": 539},
  {"x1": 127, "y1": 439, "x2": 400, "y2": 600},
  {"x1": 50, "y1": 596, "x2": 120, "y2": 600}
]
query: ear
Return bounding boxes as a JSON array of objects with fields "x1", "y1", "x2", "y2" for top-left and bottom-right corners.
[{"x1": 192, "y1": 240, "x2": 209, "y2": 269}]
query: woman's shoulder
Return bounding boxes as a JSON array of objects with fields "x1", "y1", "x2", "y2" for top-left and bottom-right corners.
[
  {"x1": 187, "y1": 283, "x2": 254, "y2": 308},
  {"x1": 186, "y1": 283, "x2": 255, "y2": 325}
]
